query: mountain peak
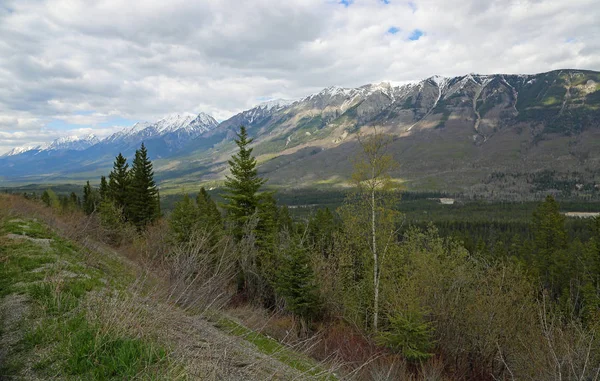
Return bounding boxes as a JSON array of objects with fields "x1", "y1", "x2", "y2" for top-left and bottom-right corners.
[{"x1": 257, "y1": 99, "x2": 295, "y2": 110}]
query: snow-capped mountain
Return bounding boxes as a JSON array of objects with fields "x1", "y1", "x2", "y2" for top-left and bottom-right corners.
[
  {"x1": 1, "y1": 135, "x2": 99, "y2": 157},
  {"x1": 2, "y1": 69, "x2": 600, "y2": 196},
  {"x1": 1, "y1": 146, "x2": 39, "y2": 157},
  {"x1": 45, "y1": 134, "x2": 100, "y2": 151},
  {"x1": 101, "y1": 112, "x2": 218, "y2": 148}
]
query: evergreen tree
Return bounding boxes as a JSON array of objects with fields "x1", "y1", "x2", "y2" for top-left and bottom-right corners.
[
  {"x1": 222, "y1": 126, "x2": 266, "y2": 239},
  {"x1": 108, "y1": 153, "x2": 131, "y2": 213},
  {"x1": 169, "y1": 194, "x2": 199, "y2": 244},
  {"x1": 275, "y1": 239, "x2": 321, "y2": 325},
  {"x1": 83, "y1": 181, "x2": 99, "y2": 215},
  {"x1": 69, "y1": 192, "x2": 80, "y2": 208},
  {"x1": 197, "y1": 187, "x2": 221, "y2": 228},
  {"x1": 307, "y1": 207, "x2": 339, "y2": 259},
  {"x1": 531, "y1": 195, "x2": 569, "y2": 297},
  {"x1": 99, "y1": 175, "x2": 109, "y2": 201},
  {"x1": 128, "y1": 143, "x2": 159, "y2": 230},
  {"x1": 41, "y1": 190, "x2": 51, "y2": 207},
  {"x1": 256, "y1": 193, "x2": 278, "y2": 251}
]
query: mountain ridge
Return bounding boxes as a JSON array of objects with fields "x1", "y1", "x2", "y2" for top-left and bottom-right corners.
[{"x1": 2, "y1": 69, "x2": 600, "y2": 199}]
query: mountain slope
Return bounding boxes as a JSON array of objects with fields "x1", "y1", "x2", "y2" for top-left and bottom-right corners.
[{"x1": 2, "y1": 69, "x2": 600, "y2": 199}]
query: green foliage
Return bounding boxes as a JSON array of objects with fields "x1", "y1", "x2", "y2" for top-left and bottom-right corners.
[
  {"x1": 99, "y1": 175, "x2": 109, "y2": 201},
  {"x1": 531, "y1": 195, "x2": 569, "y2": 295},
  {"x1": 82, "y1": 181, "x2": 99, "y2": 215},
  {"x1": 99, "y1": 200, "x2": 127, "y2": 245},
  {"x1": 377, "y1": 311, "x2": 435, "y2": 362},
  {"x1": 222, "y1": 126, "x2": 267, "y2": 240},
  {"x1": 41, "y1": 189, "x2": 60, "y2": 210},
  {"x1": 275, "y1": 239, "x2": 321, "y2": 322},
  {"x1": 108, "y1": 153, "x2": 131, "y2": 213},
  {"x1": 196, "y1": 187, "x2": 222, "y2": 229},
  {"x1": 128, "y1": 143, "x2": 160, "y2": 230},
  {"x1": 307, "y1": 207, "x2": 339, "y2": 258},
  {"x1": 169, "y1": 194, "x2": 199, "y2": 244}
]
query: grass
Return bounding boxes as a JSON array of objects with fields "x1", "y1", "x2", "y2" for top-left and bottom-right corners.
[
  {"x1": 216, "y1": 316, "x2": 337, "y2": 380},
  {"x1": 0, "y1": 215, "x2": 177, "y2": 379}
]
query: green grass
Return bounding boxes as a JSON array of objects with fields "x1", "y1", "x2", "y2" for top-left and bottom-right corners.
[
  {"x1": 216, "y1": 317, "x2": 336, "y2": 380},
  {"x1": 0, "y1": 215, "x2": 175, "y2": 380}
]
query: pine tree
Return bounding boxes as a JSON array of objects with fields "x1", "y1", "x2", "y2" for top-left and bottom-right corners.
[
  {"x1": 222, "y1": 126, "x2": 266, "y2": 239},
  {"x1": 83, "y1": 181, "x2": 100, "y2": 215},
  {"x1": 108, "y1": 153, "x2": 131, "y2": 214},
  {"x1": 532, "y1": 195, "x2": 569, "y2": 297},
  {"x1": 41, "y1": 190, "x2": 51, "y2": 207},
  {"x1": 129, "y1": 143, "x2": 159, "y2": 230},
  {"x1": 99, "y1": 175, "x2": 109, "y2": 201},
  {"x1": 276, "y1": 240, "x2": 321, "y2": 325},
  {"x1": 69, "y1": 192, "x2": 79, "y2": 208},
  {"x1": 197, "y1": 187, "x2": 221, "y2": 228},
  {"x1": 169, "y1": 194, "x2": 199, "y2": 243}
]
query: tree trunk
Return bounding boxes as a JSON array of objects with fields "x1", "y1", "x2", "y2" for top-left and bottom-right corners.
[{"x1": 372, "y1": 186, "x2": 379, "y2": 332}]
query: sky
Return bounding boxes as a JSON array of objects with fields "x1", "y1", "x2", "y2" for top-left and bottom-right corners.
[{"x1": 0, "y1": 0, "x2": 599, "y2": 154}]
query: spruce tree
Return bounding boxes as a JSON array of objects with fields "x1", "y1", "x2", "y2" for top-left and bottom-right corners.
[
  {"x1": 532, "y1": 195, "x2": 568, "y2": 297},
  {"x1": 108, "y1": 153, "x2": 130, "y2": 214},
  {"x1": 99, "y1": 175, "x2": 109, "y2": 201},
  {"x1": 129, "y1": 143, "x2": 159, "y2": 230},
  {"x1": 82, "y1": 181, "x2": 98, "y2": 215},
  {"x1": 276, "y1": 240, "x2": 320, "y2": 325},
  {"x1": 41, "y1": 190, "x2": 51, "y2": 207},
  {"x1": 169, "y1": 194, "x2": 199, "y2": 243},
  {"x1": 197, "y1": 187, "x2": 221, "y2": 228},
  {"x1": 222, "y1": 126, "x2": 266, "y2": 239}
]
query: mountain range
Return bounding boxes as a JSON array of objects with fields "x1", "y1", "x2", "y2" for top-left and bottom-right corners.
[{"x1": 1, "y1": 69, "x2": 600, "y2": 199}]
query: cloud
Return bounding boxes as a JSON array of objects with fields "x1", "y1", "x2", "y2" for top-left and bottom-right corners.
[{"x1": 0, "y1": 0, "x2": 599, "y2": 153}]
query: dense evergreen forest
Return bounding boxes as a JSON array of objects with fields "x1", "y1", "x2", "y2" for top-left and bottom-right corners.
[{"x1": 7, "y1": 127, "x2": 600, "y2": 379}]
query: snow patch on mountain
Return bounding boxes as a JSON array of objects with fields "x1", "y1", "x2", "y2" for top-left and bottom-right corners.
[
  {"x1": 45, "y1": 134, "x2": 100, "y2": 151},
  {"x1": 257, "y1": 99, "x2": 295, "y2": 111},
  {"x1": 1, "y1": 146, "x2": 38, "y2": 157}
]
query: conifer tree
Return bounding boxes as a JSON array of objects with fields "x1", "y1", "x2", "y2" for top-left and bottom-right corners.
[
  {"x1": 99, "y1": 175, "x2": 109, "y2": 201},
  {"x1": 108, "y1": 153, "x2": 130, "y2": 213},
  {"x1": 129, "y1": 143, "x2": 159, "y2": 230},
  {"x1": 41, "y1": 190, "x2": 51, "y2": 207},
  {"x1": 532, "y1": 195, "x2": 569, "y2": 297},
  {"x1": 169, "y1": 194, "x2": 199, "y2": 243},
  {"x1": 222, "y1": 126, "x2": 266, "y2": 239},
  {"x1": 82, "y1": 181, "x2": 98, "y2": 215},
  {"x1": 197, "y1": 187, "x2": 221, "y2": 228},
  {"x1": 276, "y1": 240, "x2": 320, "y2": 325}
]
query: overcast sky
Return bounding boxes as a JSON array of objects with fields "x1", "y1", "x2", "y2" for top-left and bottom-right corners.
[{"x1": 0, "y1": 0, "x2": 599, "y2": 153}]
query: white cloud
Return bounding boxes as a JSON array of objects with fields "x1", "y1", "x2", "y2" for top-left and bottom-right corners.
[{"x1": 0, "y1": 0, "x2": 599, "y2": 153}]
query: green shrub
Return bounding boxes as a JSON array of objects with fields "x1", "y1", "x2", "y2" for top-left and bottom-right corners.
[{"x1": 377, "y1": 310, "x2": 435, "y2": 362}]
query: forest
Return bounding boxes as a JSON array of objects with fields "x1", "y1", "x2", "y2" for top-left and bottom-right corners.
[{"x1": 11, "y1": 126, "x2": 600, "y2": 380}]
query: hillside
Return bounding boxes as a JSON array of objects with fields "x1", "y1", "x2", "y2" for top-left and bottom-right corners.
[
  {"x1": 0, "y1": 195, "x2": 333, "y2": 380},
  {"x1": 2, "y1": 69, "x2": 600, "y2": 199}
]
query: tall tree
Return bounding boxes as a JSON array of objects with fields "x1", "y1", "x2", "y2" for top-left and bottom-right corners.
[
  {"x1": 350, "y1": 130, "x2": 400, "y2": 332},
  {"x1": 222, "y1": 126, "x2": 266, "y2": 240},
  {"x1": 108, "y1": 153, "x2": 130, "y2": 214},
  {"x1": 129, "y1": 143, "x2": 159, "y2": 230},
  {"x1": 99, "y1": 175, "x2": 109, "y2": 201},
  {"x1": 531, "y1": 195, "x2": 568, "y2": 297},
  {"x1": 82, "y1": 181, "x2": 98, "y2": 215}
]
